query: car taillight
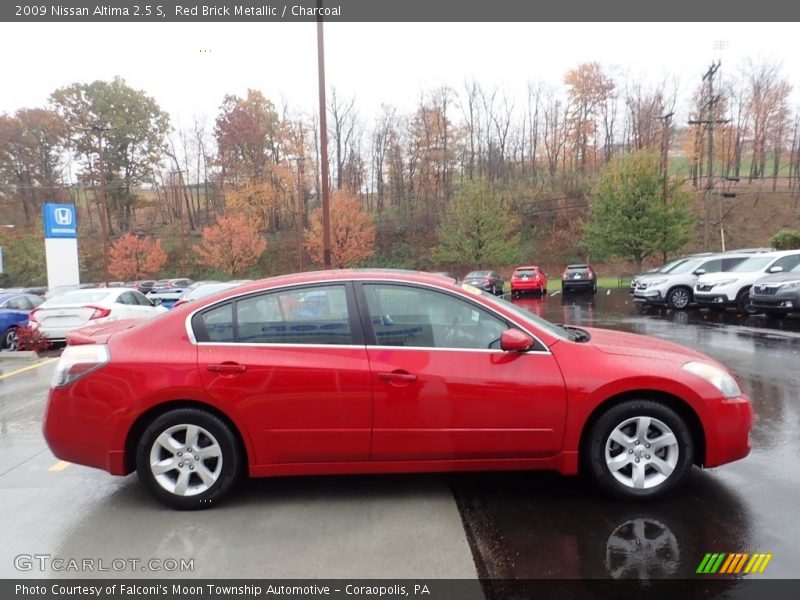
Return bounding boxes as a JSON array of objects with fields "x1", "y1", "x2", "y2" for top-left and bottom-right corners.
[
  {"x1": 51, "y1": 344, "x2": 110, "y2": 388},
  {"x1": 86, "y1": 305, "x2": 111, "y2": 320},
  {"x1": 484, "y1": 277, "x2": 492, "y2": 283},
  {"x1": 28, "y1": 308, "x2": 39, "y2": 323},
  {"x1": 562, "y1": 270, "x2": 569, "y2": 278}
]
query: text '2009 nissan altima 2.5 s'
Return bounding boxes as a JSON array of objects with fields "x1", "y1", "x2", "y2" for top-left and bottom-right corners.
[{"x1": 43, "y1": 270, "x2": 753, "y2": 509}]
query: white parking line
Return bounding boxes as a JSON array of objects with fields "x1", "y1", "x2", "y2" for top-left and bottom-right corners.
[
  {"x1": 550, "y1": 291, "x2": 561, "y2": 297},
  {"x1": 606, "y1": 289, "x2": 611, "y2": 296}
]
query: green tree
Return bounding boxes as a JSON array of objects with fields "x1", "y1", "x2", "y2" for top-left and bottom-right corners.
[
  {"x1": 582, "y1": 151, "x2": 695, "y2": 272},
  {"x1": 50, "y1": 77, "x2": 170, "y2": 232},
  {"x1": 770, "y1": 229, "x2": 800, "y2": 250},
  {"x1": 435, "y1": 179, "x2": 522, "y2": 266}
]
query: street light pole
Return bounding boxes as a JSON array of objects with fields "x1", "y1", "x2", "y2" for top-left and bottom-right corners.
[{"x1": 316, "y1": 0, "x2": 332, "y2": 268}]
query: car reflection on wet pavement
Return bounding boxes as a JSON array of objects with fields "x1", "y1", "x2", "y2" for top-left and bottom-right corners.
[{"x1": 453, "y1": 288, "x2": 799, "y2": 585}]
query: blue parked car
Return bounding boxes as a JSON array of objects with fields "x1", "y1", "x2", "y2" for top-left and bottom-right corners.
[{"x1": 0, "y1": 293, "x2": 44, "y2": 351}]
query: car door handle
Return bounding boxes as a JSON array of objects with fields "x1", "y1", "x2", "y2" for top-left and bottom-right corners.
[
  {"x1": 207, "y1": 363, "x2": 247, "y2": 374},
  {"x1": 377, "y1": 371, "x2": 417, "y2": 385}
]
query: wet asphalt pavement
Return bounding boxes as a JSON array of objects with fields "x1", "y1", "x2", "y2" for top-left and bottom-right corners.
[
  {"x1": 453, "y1": 289, "x2": 800, "y2": 588},
  {"x1": 0, "y1": 288, "x2": 798, "y2": 592}
]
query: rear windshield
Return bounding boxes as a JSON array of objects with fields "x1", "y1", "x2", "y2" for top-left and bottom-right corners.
[
  {"x1": 515, "y1": 269, "x2": 536, "y2": 276},
  {"x1": 46, "y1": 290, "x2": 113, "y2": 305},
  {"x1": 465, "y1": 271, "x2": 490, "y2": 278},
  {"x1": 567, "y1": 265, "x2": 588, "y2": 270},
  {"x1": 729, "y1": 256, "x2": 775, "y2": 273}
]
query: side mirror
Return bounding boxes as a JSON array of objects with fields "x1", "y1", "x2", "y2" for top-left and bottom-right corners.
[
  {"x1": 694, "y1": 268, "x2": 706, "y2": 275},
  {"x1": 500, "y1": 329, "x2": 533, "y2": 352},
  {"x1": 768, "y1": 266, "x2": 784, "y2": 274}
]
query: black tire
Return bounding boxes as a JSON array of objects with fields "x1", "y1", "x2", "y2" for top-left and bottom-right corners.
[
  {"x1": 592, "y1": 282, "x2": 598, "y2": 294},
  {"x1": 542, "y1": 288, "x2": 547, "y2": 295},
  {"x1": 136, "y1": 408, "x2": 243, "y2": 510},
  {"x1": 736, "y1": 288, "x2": 757, "y2": 315},
  {"x1": 585, "y1": 399, "x2": 694, "y2": 500},
  {"x1": 2, "y1": 327, "x2": 18, "y2": 351},
  {"x1": 666, "y1": 287, "x2": 692, "y2": 310}
]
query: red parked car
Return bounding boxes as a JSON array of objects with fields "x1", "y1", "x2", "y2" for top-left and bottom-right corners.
[
  {"x1": 510, "y1": 265, "x2": 548, "y2": 297},
  {"x1": 43, "y1": 270, "x2": 752, "y2": 509}
]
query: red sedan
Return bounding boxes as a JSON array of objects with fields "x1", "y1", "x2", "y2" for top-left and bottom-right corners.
[
  {"x1": 43, "y1": 270, "x2": 752, "y2": 509},
  {"x1": 510, "y1": 265, "x2": 548, "y2": 297}
]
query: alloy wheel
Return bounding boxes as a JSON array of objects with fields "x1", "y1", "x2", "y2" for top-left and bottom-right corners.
[
  {"x1": 149, "y1": 424, "x2": 223, "y2": 497},
  {"x1": 604, "y1": 416, "x2": 679, "y2": 490}
]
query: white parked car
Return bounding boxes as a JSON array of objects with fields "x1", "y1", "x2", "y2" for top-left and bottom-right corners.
[
  {"x1": 694, "y1": 250, "x2": 800, "y2": 314},
  {"x1": 30, "y1": 288, "x2": 167, "y2": 342},
  {"x1": 632, "y1": 253, "x2": 752, "y2": 310}
]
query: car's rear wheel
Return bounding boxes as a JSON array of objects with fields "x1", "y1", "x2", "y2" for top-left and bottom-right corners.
[
  {"x1": 2, "y1": 327, "x2": 18, "y2": 351},
  {"x1": 666, "y1": 287, "x2": 691, "y2": 310},
  {"x1": 136, "y1": 408, "x2": 243, "y2": 510},
  {"x1": 586, "y1": 400, "x2": 694, "y2": 500}
]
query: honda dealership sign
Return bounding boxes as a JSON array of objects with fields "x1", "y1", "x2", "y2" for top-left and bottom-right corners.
[{"x1": 43, "y1": 203, "x2": 80, "y2": 288}]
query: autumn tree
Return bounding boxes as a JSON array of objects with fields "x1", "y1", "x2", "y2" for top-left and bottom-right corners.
[
  {"x1": 109, "y1": 234, "x2": 168, "y2": 280},
  {"x1": 305, "y1": 189, "x2": 375, "y2": 268},
  {"x1": 564, "y1": 63, "x2": 615, "y2": 172},
  {"x1": 194, "y1": 213, "x2": 267, "y2": 276},
  {"x1": 582, "y1": 151, "x2": 695, "y2": 272},
  {"x1": 435, "y1": 178, "x2": 522, "y2": 266},
  {"x1": 50, "y1": 77, "x2": 170, "y2": 232}
]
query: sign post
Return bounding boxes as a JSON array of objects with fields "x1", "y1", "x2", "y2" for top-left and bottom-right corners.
[{"x1": 43, "y1": 203, "x2": 80, "y2": 289}]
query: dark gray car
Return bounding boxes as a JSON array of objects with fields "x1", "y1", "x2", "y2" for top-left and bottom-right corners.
[
  {"x1": 749, "y1": 263, "x2": 800, "y2": 316},
  {"x1": 461, "y1": 270, "x2": 504, "y2": 295}
]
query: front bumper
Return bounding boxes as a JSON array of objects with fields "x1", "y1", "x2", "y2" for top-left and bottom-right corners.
[
  {"x1": 703, "y1": 394, "x2": 753, "y2": 468},
  {"x1": 750, "y1": 293, "x2": 799, "y2": 312},
  {"x1": 694, "y1": 292, "x2": 735, "y2": 307},
  {"x1": 633, "y1": 289, "x2": 667, "y2": 304}
]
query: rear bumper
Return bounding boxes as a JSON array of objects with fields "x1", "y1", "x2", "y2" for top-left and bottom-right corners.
[
  {"x1": 562, "y1": 280, "x2": 595, "y2": 290},
  {"x1": 43, "y1": 383, "x2": 131, "y2": 476},
  {"x1": 703, "y1": 395, "x2": 753, "y2": 468},
  {"x1": 511, "y1": 281, "x2": 546, "y2": 292}
]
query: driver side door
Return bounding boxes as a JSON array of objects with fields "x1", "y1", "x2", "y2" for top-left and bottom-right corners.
[{"x1": 357, "y1": 282, "x2": 567, "y2": 461}]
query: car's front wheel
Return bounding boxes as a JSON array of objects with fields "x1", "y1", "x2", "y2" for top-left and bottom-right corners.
[
  {"x1": 666, "y1": 287, "x2": 692, "y2": 310},
  {"x1": 736, "y1": 288, "x2": 757, "y2": 315},
  {"x1": 136, "y1": 408, "x2": 243, "y2": 509},
  {"x1": 586, "y1": 400, "x2": 694, "y2": 500}
]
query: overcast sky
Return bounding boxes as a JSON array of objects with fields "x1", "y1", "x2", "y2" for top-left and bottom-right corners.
[{"x1": 2, "y1": 22, "x2": 799, "y2": 127}]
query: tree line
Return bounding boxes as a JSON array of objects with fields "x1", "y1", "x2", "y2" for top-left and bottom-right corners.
[{"x1": 1, "y1": 60, "x2": 799, "y2": 284}]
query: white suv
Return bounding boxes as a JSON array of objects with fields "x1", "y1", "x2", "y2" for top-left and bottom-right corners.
[
  {"x1": 633, "y1": 253, "x2": 752, "y2": 310},
  {"x1": 694, "y1": 250, "x2": 800, "y2": 314}
]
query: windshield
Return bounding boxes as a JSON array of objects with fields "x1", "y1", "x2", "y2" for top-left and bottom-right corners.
[
  {"x1": 659, "y1": 258, "x2": 689, "y2": 273},
  {"x1": 669, "y1": 258, "x2": 705, "y2": 275},
  {"x1": 729, "y1": 256, "x2": 774, "y2": 273},
  {"x1": 459, "y1": 284, "x2": 573, "y2": 341},
  {"x1": 45, "y1": 290, "x2": 113, "y2": 306}
]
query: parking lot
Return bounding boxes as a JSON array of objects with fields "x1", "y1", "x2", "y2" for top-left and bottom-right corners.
[{"x1": 1, "y1": 288, "x2": 798, "y2": 586}]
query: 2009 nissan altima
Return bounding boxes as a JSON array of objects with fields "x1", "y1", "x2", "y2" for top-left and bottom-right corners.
[{"x1": 43, "y1": 270, "x2": 752, "y2": 509}]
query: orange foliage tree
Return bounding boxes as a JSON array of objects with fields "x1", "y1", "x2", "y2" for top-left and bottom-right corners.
[
  {"x1": 305, "y1": 190, "x2": 375, "y2": 268},
  {"x1": 194, "y1": 213, "x2": 267, "y2": 276},
  {"x1": 109, "y1": 234, "x2": 167, "y2": 280}
]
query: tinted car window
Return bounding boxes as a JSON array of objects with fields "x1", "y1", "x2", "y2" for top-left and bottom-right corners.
[
  {"x1": 235, "y1": 285, "x2": 352, "y2": 345},
  {"x1": 722, "y1": 257, "x2": 746, "y2": 270},
  {"x1": 5, "y1": 295, "x2": 29, "y2": 310},
  {"x1": 133, "y1": 291, "x2": 152, "y2": 306},
  {"x1": 698, "y1": 258, "x2": 723, "y2": 273},
  {"x1": 200, "y1": 303, "x2": 235, "y2": 342},
  {"x1": 772, "y1": 254, "x2": 800, "y2": 272},
  {"x1": 363, "y1": 284, "x2": 507, "y2": 350},
  {"x1": 117, "y1": 292, "x2": 137, "y2": 305}
]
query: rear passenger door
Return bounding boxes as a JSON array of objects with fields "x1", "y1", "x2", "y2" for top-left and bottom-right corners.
[{"x1": 194, "y1": 283, "x2": 373, "y2": 465}]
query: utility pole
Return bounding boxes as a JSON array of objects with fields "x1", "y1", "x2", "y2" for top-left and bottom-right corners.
[
  {"x1": 654, "y1": 112, "x2": 674, "y2": 262},
  {"x1": 316, "y1": 0, "x2": 332, "y2": 268},
  {"x1": 688, "y1": 61, "x2": 728, "y2": 250},
  {"x1": 92, "y1": 125, "x2": 113, "y2": 286}
]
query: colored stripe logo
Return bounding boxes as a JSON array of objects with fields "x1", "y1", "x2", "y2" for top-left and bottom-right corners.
[{"x1": 697, "y1": 552, "x2": 773, "y2": 574}]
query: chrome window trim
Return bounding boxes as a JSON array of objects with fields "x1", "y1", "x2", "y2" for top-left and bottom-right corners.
[{"x1": 184, "y1": 277, "x2": 552, "y2": 354}]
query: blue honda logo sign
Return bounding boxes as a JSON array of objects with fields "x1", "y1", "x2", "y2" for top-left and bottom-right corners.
[{"x1": 43, "y1": 203, "x2": 78, "y2": 239}]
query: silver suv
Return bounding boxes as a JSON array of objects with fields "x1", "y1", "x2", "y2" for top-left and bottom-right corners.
[{"x1": 633, "y1": 253, "x2": 752, "y2": 310}]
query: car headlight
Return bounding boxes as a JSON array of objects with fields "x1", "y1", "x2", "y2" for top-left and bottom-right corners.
[
  {"x1": 683, "y1": 361, "x2": 741, "y2": 399},
  {"x1": 780, "y1": 280, "x2": 800, "y2": 290},
  {"x1": 51, "y1": 344, "x2": 110, "y2": 388},
  {"x1": 645, "y1": 279, "x2": 667, "y2": 287}
]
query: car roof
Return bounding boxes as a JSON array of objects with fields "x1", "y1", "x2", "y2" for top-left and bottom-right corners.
[{"x1": 514, "y1": 265, "x2": 540, "y2": 270}]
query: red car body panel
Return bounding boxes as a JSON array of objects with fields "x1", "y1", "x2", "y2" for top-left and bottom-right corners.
[
  {"x1": 511, "y1": 266, "x2": 548, "y2": 293},
  {"x1": 42, "y1": 270, "x2": 752, "y2": 483}
]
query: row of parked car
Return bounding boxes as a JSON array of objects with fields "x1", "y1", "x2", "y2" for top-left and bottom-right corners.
[
  {"x1": 631, "y1": 248, "x2": 800, "y2": 317},
  {"x1": 0, "y1": 279, "x2": 252, "y2": 351},
  {"x1": 442, "y1": 264, "x2": 598, "y2": 298}
]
